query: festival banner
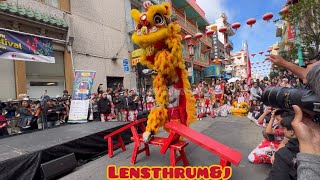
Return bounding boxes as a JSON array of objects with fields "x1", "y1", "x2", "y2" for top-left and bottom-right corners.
[
  {"x1": 71, "y1": 70, "x2": 96, "y2": 100},
  {"x1": 0, "y1": 29, "x2": 55, "y2": 63},
  {"x1": 287, "y1": 24, "x2": 296, "y2": 43}
]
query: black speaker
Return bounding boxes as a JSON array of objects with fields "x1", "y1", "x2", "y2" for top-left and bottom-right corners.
[{"x1": 40, "y1": 153, "x2": 77, "y2": 180}]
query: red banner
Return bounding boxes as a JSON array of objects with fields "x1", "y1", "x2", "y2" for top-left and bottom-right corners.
[{"x1": 287, "y1": 24, "x2": 296, "y2": 42}]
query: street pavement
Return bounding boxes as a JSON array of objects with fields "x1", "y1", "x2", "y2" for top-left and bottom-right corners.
[{"x1": 60, "y1": 116, "x2": 271, "y2": 180}]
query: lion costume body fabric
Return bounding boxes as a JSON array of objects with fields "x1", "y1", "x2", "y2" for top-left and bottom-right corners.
[{"x1": 130, "y1": 1, "x2": 196, "y2": 139}]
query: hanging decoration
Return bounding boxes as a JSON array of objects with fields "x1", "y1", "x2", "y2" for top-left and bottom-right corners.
[
  {"x1": 274, "y1": 46, "x2": 280, "y2": 50},
  {"x1": 267, "y1": 49, "x2": 272, "y2": 53},
  {"x1": 206, "y1": 30, "x2": 215, "y2": 36},
  {"x1": 246, "y1": 18, "x2": 256, "y2": 27},
  {"x1": 194, "y1": 32, "x2": 203, "y2": 39},
  {"x1": 262, "y1": 12, "x2": 274, "y2": 22},
  {"x1": 259, "y1": 51, "x2": 264, "y2": 55},
  {"x1": 218, "y1": 26, "x2": 227, "y2": 33},
  {"x1": 237, "y1": 56, "x2": 241, "y2": 59},
  {"x1": 231, "y1": 22, "x2": 241, "y2": 30},
  {"x1": 251, "y1": 53, "x2": 256, "y2": 57},
  {"x1": 280, "y1": 6, "x2": 289, "y2": 15},
  {"x1": 184, "y1": 34, "x2": 192, "y2": 41}
]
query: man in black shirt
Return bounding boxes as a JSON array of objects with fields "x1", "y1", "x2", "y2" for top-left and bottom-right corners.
[{"x1": 97, "y1": 93, "x2": 111, "y2": 122}]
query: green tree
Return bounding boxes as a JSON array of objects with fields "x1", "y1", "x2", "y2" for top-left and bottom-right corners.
[{"x1": 282, "y1": 0, "x2": 320, "y2": 54}]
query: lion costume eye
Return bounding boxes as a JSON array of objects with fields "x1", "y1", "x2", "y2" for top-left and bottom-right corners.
[{"x1": 154, "y1": 13, "x2": 164, "y2": 25}]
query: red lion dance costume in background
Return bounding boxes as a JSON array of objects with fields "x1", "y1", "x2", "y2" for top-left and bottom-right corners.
[{"x1": 131, "y1": 1, "x2": 196, "y2": 142}]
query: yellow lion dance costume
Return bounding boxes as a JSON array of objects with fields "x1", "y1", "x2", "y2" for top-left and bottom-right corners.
[{"x1": 131, "y1": 1, "x2": 196, "y2": 142}]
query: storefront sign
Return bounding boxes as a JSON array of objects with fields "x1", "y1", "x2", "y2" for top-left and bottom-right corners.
[
  {"x1": 131, "y1": 49, "x2": 144, "y2": 58},
  {"x1": 131, "y1": 57, "x2": 141, "y2": 66},
  {"x1": 71, "y1": 70, "x2": 96, "y2": 100},
  {"x1": 204, "y1": 65, "x2": 221, "y2": 77},
  {"x1": 0, "y1": 29, "x2": 55, "y2": 63},
  {"x1": 68, "y1": 100, "x2": 90, "y2": 123},
  {"x1": 123, "y1": 58, "x2": 130, "y2": 74},
  {"x1": 287, "y1": 24, "x2": 296, "y2": 42}
]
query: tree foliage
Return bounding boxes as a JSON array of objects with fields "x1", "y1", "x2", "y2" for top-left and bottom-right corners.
[{"x1": 282, "y1": 0, "x2": 320, "y2": 54}]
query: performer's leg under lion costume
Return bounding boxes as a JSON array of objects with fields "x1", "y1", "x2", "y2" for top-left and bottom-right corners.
[{"x1": 131, "y1": 1, "x2": 196, "y2": 142}]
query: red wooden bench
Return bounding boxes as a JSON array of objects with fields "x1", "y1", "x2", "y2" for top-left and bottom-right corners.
[
  {"x1": 130, "y1": 127, "x2": 189, "y2": 166},
  {"x1": 161, "y1": 121, "x2": 242, "y2": 167},
  {"x1": 104, "y1": 118, "x2": 147, "y2": 158}
]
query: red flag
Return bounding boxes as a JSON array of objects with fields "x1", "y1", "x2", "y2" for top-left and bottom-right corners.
[{"x1": 245, "y1": 41, "x2": 252, "y2": 85}]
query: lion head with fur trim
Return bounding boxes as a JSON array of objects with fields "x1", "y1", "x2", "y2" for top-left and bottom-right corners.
[{"x1": 130, "y1": 1, "x2": 182, "y2": 71}]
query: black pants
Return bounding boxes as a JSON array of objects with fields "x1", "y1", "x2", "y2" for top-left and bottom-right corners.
[{"x1": 0, "y1": 127, "x2": 9, "y2": 136}]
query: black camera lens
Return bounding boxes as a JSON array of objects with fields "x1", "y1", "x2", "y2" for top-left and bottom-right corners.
[{"x1": 262, "y1": 87, "x2": 313, "y2": 109}]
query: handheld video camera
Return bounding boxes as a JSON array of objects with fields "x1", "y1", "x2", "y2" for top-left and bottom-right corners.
[{"x1": 262, "y1": 87, "x2": 320, "y2": 123}]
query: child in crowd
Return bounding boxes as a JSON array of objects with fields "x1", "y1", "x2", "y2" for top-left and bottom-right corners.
[
  {"x1": 266, "y1": 115, "x2": 299, "y2": 180},
  {"x1": 247, "y1": 100, "x2": 260, "y2": 121},
  {"x1": 248, "y1": 109, "x2": 293, "y2": 164},
  {"x1": 196, "y1": 99, "x2": 202, "y2": 121},
  {"x1": 146, "y1": 90, "x2": 155, "y2": 111}
]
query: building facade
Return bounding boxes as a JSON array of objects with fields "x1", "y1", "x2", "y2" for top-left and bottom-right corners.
[
  {"x1": 0, "y1": 0, "x2": 137, "y2": 100},
  {"x1": 170, "y1": 0, "x2": 212, "y2": 83}
]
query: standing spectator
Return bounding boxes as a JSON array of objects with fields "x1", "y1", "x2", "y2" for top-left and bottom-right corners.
[
  {"x1": 121, "y1": 91, "x2": 130, "y2": 121},
  {"x1": 91, "y1": 96, "x2": 100, "y2": 121},
  {"x1": 62, "y1": 90, "x2": 69, "y2": 99},
  {"x1": 97, "y1": 84, "x2": 103, "y2": 94},
  {"x1": 0, "y1": 101, "x2": 9, "y2": 136},
  {"x1": 113, "y1": 92, "x2": 122, "y2": 121},
  {"x1": 250, "y1": 82, "x2": 262, "y2": 101},
  {"x1": 97, "y1": 93, "x2": 112, "y2": 122},
  {"x1": 128, "y1": 90, "x2": 138, "y2": 121}
]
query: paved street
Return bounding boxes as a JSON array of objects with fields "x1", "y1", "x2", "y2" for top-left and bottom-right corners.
[{"x1": 60, "y1": 116, "x2": 271, "y2": 180}]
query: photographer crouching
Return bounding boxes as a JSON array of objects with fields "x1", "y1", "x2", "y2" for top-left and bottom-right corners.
[{"x1": 265, "y1": 54, "x2": 320, "y2": 180}]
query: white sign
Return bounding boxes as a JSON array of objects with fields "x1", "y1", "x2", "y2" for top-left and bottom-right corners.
[{"x1": 68, "y1": 100, "x2": 89, "y2": 123}]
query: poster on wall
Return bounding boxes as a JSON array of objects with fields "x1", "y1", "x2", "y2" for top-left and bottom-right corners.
[
  {"x1": 0, "y1": 29, "x2": 55, "y2": 63},
  {"x1": 71, "y1": 70, "x2": 96, "y2": 100},
  {"x1": 68, "y1": 100, "x2": 90, "y2": 123}
]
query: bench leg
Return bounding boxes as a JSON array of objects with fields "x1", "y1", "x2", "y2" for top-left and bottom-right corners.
[
  {"x1": 131, "y1": 143, "x2": 150, "y2": 165},
  {"x1": 220, "y1": 158, "x2": 231, "y2": 168},
  {"x1": 131, "y1": 143, "x2": 139, "y2": 165},
  {"x1": 170, "y1": 148, "x2": 176, "y2": 166},
  {"x1": 179, "y1": 149, "x2": 189, "y2": 166},
  {"x1": 160, "y1": 131, "x2": 180, "y2": 154},
  {"x1": 108, "y1": 137, "x2": 113, "y2": 158},
  {"x1": 117, "y1": 134, "x2": 126, "y2": 151},
  {"x1": 145, "y1": 143, "x2": 150, "y2": 156}
]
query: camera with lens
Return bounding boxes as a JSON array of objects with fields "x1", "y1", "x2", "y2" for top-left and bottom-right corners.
[{"x1": 262, "y1": 87, "x2": 320, "y2": 123}]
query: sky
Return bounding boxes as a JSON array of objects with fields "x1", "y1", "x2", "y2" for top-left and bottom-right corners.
[{"x1": 197, "y1": 0, "x2": 287, "y2": 76}]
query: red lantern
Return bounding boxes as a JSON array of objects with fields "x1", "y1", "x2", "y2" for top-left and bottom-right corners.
[
  {"x1": 257, "y1": 62, "x2": 260, "y2": 64},
  {"x1": 231, "y1": 22, "x2": 241, "y2": 30},
  {"x1": 218, "y1": 26, "x2": 227, "y2": 33},
  {"x1": 194, "y1": 32, "x2": 203, "y2": 39},
  {"x1": 274, "y1": 46, "x2": 280, "y2": 50},
  {"x1": 231, "y1": 57, "x2": 235, "y2": 60},
  {"x1": 259, "y1": 51, "x2": 264, "y2": 55},
  {"x1": 246, "y1": 18, "x2": 256, "y2": 27},
  {"x1": 280, "y1": 6, "x2": 289, "y2": 15},
  {"x1": 267, "y1": 49, "x2": 272, "y2": 53},
  {"x1": 265, "y1": 54, "x2": 270, "y2": 57},
  {"x1": 263, "y1": 12, "x2": 274, "y2": 22},
  {"x1": 251, "y1": 53, "x2": 256, "y2": 57},
  {"x1": 206, "y1": 30, "x2": 214, "y2": 36},
  {"x1": 237, "y1": 56, "x2": 241, "y2": 60},
  {"x1": 184, "y1": 35, "x2": 192, "y2": 41}
]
